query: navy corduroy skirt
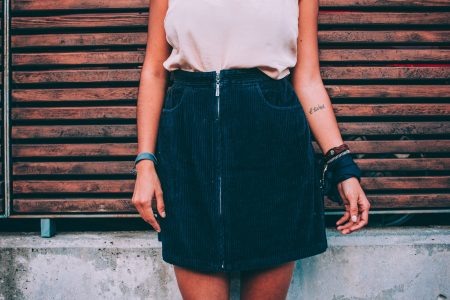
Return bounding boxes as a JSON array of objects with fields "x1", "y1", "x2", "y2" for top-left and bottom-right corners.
[{"x1": 154, "y1": 67, "x2": 328, "y2": 273}]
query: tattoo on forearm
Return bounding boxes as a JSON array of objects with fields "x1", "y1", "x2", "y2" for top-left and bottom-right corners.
[{"x1": 309, "y1": 104, "x2": 325, "y2": 115}]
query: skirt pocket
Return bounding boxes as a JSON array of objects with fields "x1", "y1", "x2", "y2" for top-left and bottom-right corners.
[
  {"x1": 254, "y1": 77, "x2": 303, "y2": 110},
  {"x1": 162, "y1": 83, "x2": 190, "y2": 113}
]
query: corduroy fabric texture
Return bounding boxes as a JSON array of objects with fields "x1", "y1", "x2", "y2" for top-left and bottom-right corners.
[{"x1": 154, "y1": 67, "x2": 328, "y2": 273}]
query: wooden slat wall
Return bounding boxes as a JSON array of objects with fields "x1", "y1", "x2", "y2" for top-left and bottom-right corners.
[{"x1": 9, "y1": 0, "x2": 450, "y2": 215}]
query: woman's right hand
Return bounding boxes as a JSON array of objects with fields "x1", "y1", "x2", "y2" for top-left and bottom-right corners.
[{"x1": 131, "y1": 160, "x2": 166, "y2": 232}]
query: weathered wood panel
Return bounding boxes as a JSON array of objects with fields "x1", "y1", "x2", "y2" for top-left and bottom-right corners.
[{"x1": 9, "y1": 0, "x2": 450, "y2": 215}]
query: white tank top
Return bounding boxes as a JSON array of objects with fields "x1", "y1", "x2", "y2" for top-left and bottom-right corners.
[{"x1": 162, "y1": 0, "x2": 299, "y2": 80}]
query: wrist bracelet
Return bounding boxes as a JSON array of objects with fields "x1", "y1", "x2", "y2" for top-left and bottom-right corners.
[
  {"x1": 324, "y1": 143, "x2": 350, "y2": 164},
  {"x1": 131, "y1": 152, "x2": 158, "y2": 175},
  {"x1": 319, "y1": 152, "x2": 361, "y2": 205}
]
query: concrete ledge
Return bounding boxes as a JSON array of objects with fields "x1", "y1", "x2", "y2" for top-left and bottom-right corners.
[{"x1": 1, "y1": 226, "x2": 449, "y2": 300}]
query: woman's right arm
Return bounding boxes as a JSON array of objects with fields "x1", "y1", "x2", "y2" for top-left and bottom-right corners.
[{"x1": 132, "y1": 0, "x2": 170, "y2": 232}]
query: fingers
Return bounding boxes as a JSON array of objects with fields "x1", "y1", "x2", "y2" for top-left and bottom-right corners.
[
  {"x1": 337, "y1": 188, "x2": 371, "y2": 234},
  {"x1": 344, "y1": 192, "x2": 371, "y2": 233},
  {"x1": 132, "y1": 176, "x2": 162, "y2": 232},
  {"x1": 336, "y1": 183, "x2": 352, "y2": 226},
  {"x1": 336, "y1": 215, "x2": 356, "y2": 233},
  {"x1": 336, "y1": 184, "x2": 350, "y2": 226},
  {"x1": 131, "y1": 167, "x2": 168, "y2": 233},
  {"x1": 336, "y1": 180, "x2": 361, "y2": 234},
  {"x1": 155, "y1": 184, "x2": 166, "y2": 218},
  {"x1": 336, "y1": 210, "x2": 349, "y2": 226},
  {"x1": 133, "y1": 196, "x2": 161, "y2": 232},
  {"x1": 348, "y1": 190, "x2": 359, "y2": 223},
  {"x1": 337, "y1": 183, "x2": 347, "y2": 207}
]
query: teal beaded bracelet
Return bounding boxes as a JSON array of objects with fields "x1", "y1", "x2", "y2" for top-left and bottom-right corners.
[{"x1": 131, "y1": 152, "x2": 158, "y2": 175}]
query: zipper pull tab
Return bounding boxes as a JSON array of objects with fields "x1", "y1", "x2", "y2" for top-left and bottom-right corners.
[{"x1": 215, "y1": 71, "x2": 220, "y2": 96}]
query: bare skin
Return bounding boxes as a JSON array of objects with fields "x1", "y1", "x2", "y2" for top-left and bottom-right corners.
[
  {"x1": 132, "y1": 0, "x2": 371, "y2": 299},
  {"x1": 173, "y1": 261, "x2": 295, "y2": 300},
  {"x1": 290, "y1": 0, "x2": 371, "y2": 235},
  {"x1": 239, "y1": 262, "x2": 296, "y2": 300},
  {"x1": 173, "y1": 266, "x2": 231, "y2": 300}
]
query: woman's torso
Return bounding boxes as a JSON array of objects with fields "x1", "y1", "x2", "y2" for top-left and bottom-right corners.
[{"x1": 162, "y1": 0, "x2": 299, "y2": 80}]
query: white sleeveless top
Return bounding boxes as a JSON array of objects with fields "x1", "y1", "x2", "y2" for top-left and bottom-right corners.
[{"x1": 162, "y1": 0, "x2": 299, "y2": 80}]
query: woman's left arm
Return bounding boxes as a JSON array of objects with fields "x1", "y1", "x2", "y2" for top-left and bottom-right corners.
[{"x1": 291, "y1": 0, "x2": 371, "y2": 234}]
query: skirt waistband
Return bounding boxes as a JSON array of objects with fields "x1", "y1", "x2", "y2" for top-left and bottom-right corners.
[{"x1": 170, "y1": 67, "x2": 282, "y2": 84}]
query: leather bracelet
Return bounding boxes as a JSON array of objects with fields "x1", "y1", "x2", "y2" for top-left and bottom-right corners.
[{"x1": 324, "y1": 143, "x2": 350, "y2": 164}]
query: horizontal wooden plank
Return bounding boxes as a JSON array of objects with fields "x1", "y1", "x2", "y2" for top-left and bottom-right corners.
[
  {"x1": 12, "y1": 13, "x2": 148, "y2": 29},
  {"x1": 13, "y1": 69, "x2": 140, "y2": 83},
  {"x1": 12, "y1": 124, "x2": 137, "y2": 139},
  {"x1": 13, "y1": 193, "x2": 450, "y2": 213},
  {"x1": 326, "y1": 193, "x2": 450, "y2": 210},
  {"x1": 321, "y1": 67, "x2": 450, "y2": 80},
  {"x1": 12, "y1": 140, "x2": 450, "y2": 158},
  {"x1": 319, "y1": 31, "x2": 450, "y2": 44},
  {"x1": 12, "y1": 67, "x2": 450, "y2": 84},
  {"x1": 13, "y1": 180, "x2": 138, "y2": 193},
  {"x1": 11, "y1": 12, "x2": 450, "y2": 30},
  {"x1": 316, "y1": 140, "x2": 450, "y2": 154},
  {"x1": 12, "y1": 49, "x2": 450, "y2": 66},
  {"x1": 12, "y1": 31, "x2": 450, "y2": 49},
  {"x1": 338, "y1": 122, "x2": 450, "y2": 135},
  {"x1": 334, "y1": 103, "x2": 450, "y2": 117},
  {"x1": 12, "y1": 106, "x2": 136, "y2": 120},
  {"x1": 7, "y1": 84, "x2": 450, "y2": 103},
  {"x1": 319, "y1": 49, "x2": 450, "y2": 62},
  {"x1": 13, "y1": 161, "x2": 135, "y2": 175},
  {"x1": 12, "y1": 177, "x2": 450, "y2": 194},
  {"x1": 13, "y1": 86, "x2": 450, "y2": 103},
  {"x1": 325, "y1": 85, "x2": 450, "y2": 98},
  {"x1": 12, "y1": 32, "x2": 147, "y2": 48},
  {"x1": 13, "y1": 51, "x2": 144, "y2": 66},
  {"x1": 12, "y1": 0, "x2": 148, "y2": 11},
  {"x1": 13, "y1": 198, "x2": 137, "y2": 213},
  {"x1": 320, "y1": 0, "x2": 450, "y2": 7},
  {"x1": 319, "y1": 12, "x2": 450, "y2": 25},
  {"x1": 357, "y1": 158, "x2": 450, "y2": 171},
  {"x1": 11, "y1": 103, "x2": 450, "y2": 120},
  {"x1": 12, "y1": 87, "x2": 138, "y2": 102},
  {"x1": 12, "y1": 158, "x2": 450, "y2": 176},
  {"x1": 362, "y1": 176, "x2": 450, "y2": 190},
  {"x1": 11, "y1": 122, "x2": 450, "y2": 139},
  {"x1": 13, "y1": 143, "x2": 136, "y2": 157}
]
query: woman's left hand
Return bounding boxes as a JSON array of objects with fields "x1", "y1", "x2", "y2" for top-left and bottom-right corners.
[{"x1": 335, "y1": 177, "x2": 371, "y2": 234}]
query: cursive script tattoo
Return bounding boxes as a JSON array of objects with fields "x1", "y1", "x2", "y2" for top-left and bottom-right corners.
[{"x1": 309, "y1": 104, "x2": 325, "y2": 115}]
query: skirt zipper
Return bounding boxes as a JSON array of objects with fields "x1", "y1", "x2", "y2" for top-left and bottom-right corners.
[{"x1": 215, "y1": 70, "x2": 225, "y2": 270}]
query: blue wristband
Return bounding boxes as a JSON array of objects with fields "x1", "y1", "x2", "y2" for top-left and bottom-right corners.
[{"x1": 131, "y1": 152, "x2": 158, "y2": 175}]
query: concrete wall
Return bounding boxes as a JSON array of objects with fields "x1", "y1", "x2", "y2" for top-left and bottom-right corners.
[{"x1": 0, "y1": 226, "x2": 449, "y2": 300}]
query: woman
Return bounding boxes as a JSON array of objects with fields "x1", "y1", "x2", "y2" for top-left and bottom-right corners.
[{"x1": 132, "y1": 0, "x2": 371, "y2": 299}]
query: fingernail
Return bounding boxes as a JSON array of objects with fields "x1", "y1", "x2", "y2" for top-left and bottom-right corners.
[
  {"x1": 351, "y1": 215, "x2": 357, "y2": 222},
  {"x1": 161, "y1": 211, "x2": 166, "y2": 218},
  {"x1": 157, "y1": 228, "x2": 161, "y2": 233}
]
